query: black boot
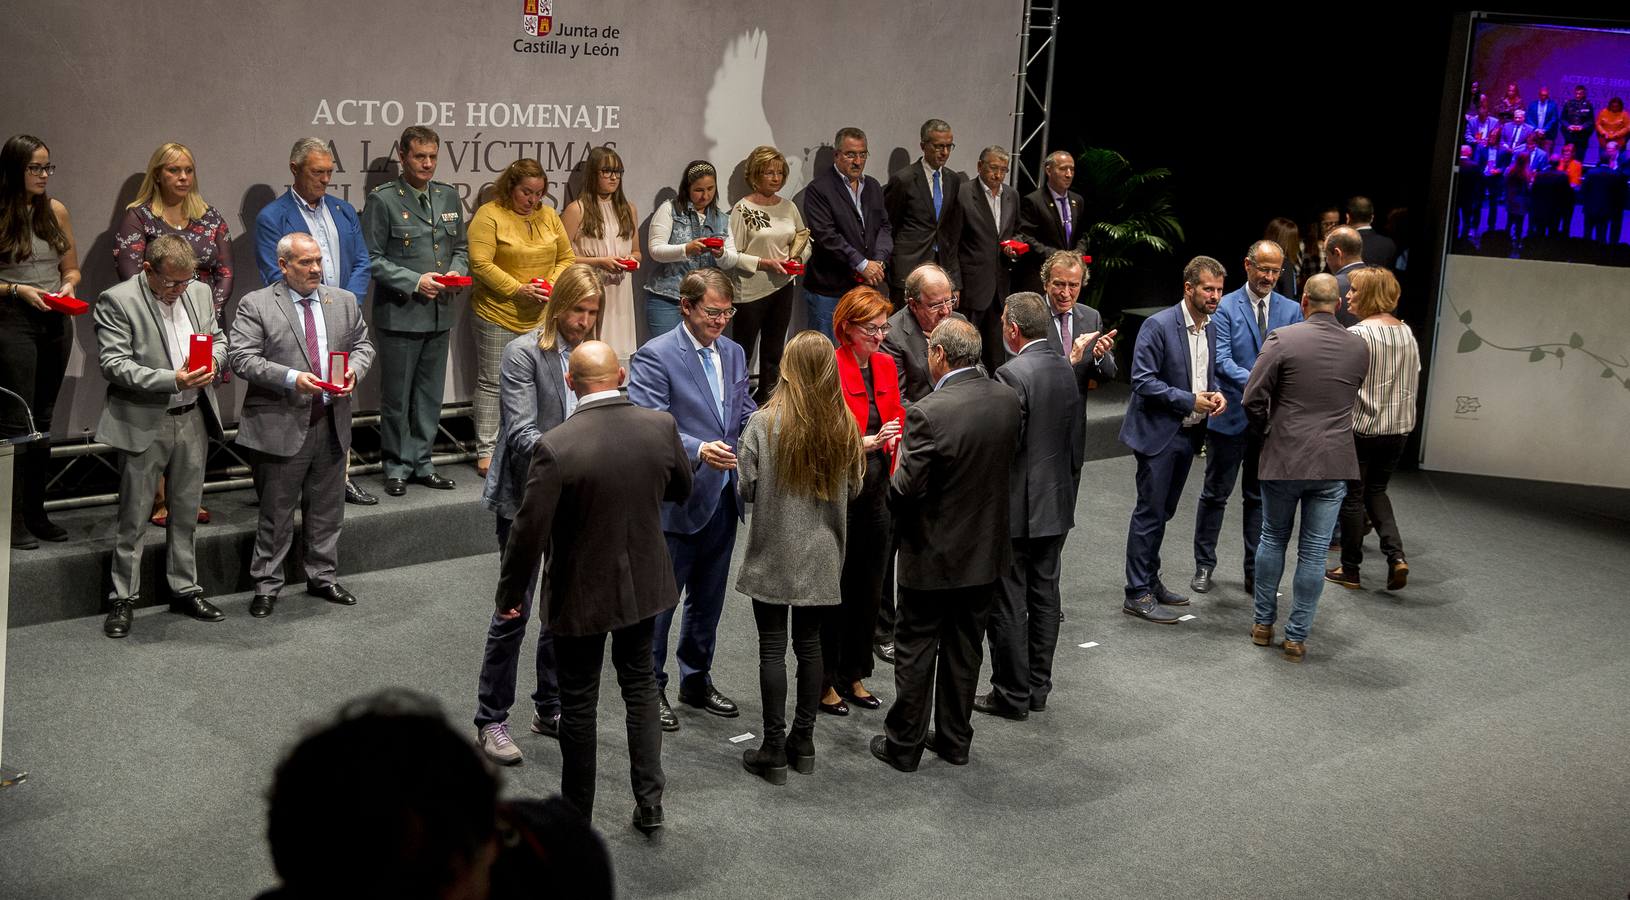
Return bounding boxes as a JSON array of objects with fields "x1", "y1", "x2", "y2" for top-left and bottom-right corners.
[
  {"x1": 742, "y1": 740, "x2": 788, "y2": 785},
  {"x1": 10, "y1": 514, "x2": 38, "y2": 550},
  {"x1": 785, "y1": 728, "x2": 815, "y2": 775}
]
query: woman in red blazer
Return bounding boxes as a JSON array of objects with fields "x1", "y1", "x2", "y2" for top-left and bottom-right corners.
[{"x1": 821, "y1": 287, "x2": 905, "y2": 715}]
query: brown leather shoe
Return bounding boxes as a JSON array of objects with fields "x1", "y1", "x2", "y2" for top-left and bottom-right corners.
[
  {"x1": 1251, "y1": 623, "x2": 1273, "y2": 646},
  {"x1": 1283, "y1": 640, "x2": 1306, "y2": 663},
  {"x1": 1324, "y1": 566, "x2": 1361, "y2": 589},
  {"x1": 1387, "y1": 559, "x2": 1409, "y2": 591}
]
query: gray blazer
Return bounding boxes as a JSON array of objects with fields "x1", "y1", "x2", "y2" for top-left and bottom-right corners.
[
  {"x1": 882, "y1": 307, "x2": 969, "y2": 407},
  {"x1": 734, "y1": 410, "x2": 858, "y2": 606},
  {"x1": 995, "y1": 341, "x2": 1084, "y2": 539},
  {"x1": 1243, "y1": 312, "x2": 1370, "y2": 481},
  {"x1": 480, "y1": 330, "x2": 569, "y2": 521},
  {"x1": 228, "y1": 281, "x2": 375, "y2": 456},
  {"x1": 1042, "y1": 301, "x2": 1119, "y2": 395},
  {"x1": 93, "y1": 273, "x2": 227, "y2": 454}
]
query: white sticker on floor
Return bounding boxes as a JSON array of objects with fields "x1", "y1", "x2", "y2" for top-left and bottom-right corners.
[
  {"x1": 1178, "y1": 614, "x2": 1197, "y2": 621},
  {"x1": 728, "y1": 732, "x2": 755, "y2": 744},
  {"x1": 1078, "y1": 641, "x2": 1099, "y2": 648}
]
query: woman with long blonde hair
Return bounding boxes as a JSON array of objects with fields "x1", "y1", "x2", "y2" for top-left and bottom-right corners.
[{"x1": 734, "y1": 330, "x2": 863, "y2": 783}]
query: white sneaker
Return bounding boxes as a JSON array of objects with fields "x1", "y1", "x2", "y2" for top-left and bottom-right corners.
[{"x1": 478, "y1": 722, "x2": 522, "y2": 766}]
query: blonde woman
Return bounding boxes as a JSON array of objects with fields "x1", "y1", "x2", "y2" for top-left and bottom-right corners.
[
  {"x1": 468, "y1": 158, "x2": 576, "y2": 476},
  {"x1": 729, "y1": 145, "x2": 811, "y2": 404},
  {"x1": 735, "y1": 331, "x2": 863, "y2": 783},
  {"x1": 561, "y1": 146, "x2": 639, "y2": 360}
]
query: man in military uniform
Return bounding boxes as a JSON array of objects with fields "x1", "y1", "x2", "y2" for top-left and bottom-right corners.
[{"x1": 362, "y1": 125, "x2": 468, "y2": 497}]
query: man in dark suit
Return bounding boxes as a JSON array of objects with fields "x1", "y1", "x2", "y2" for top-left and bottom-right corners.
[
  {"x1": 881, "y1": 263, "x2": 962, "y2": 407},
  {"x1": 628, "y1": 269, "x2": 757, "y2": 731},
  {"x1": 1243, "y1": 274, "x2": 1369, "y2": 663},
  {"x1": 1528, "y1": 86, "x2": 1561, "y2": 144},
  {"x1": 497, "y1": 341, "x2": 693, "y2": 832},
  {"x1": 885, "y1": 118, "x2": 964, "y2": 306},
  {"x1": 801, "y1": 126, "x2": 893, "y2": 340},
  {"x1": 1190, "y1": 241, "x2": 1303, "y2": 597},
  {"x1": 1324, "y1": 226, "x2": 1366, "y2": 326},
  {"x1": 1582, "y1": 144, "x2": 1627, "y2": 244},
  {"x1": 871, "y1": 319, "x2": 1021, "y2": 772},
  {"x1": 1345, "y1": 196, "x2": 1397, "y2": 270},
  {"x1": 974, "y1": 293, "x2": 1083, "y2": 721},
  {"x1": 228, "y1": 233, "x2": 375, "y2": 617},
  {"x1": 1118, "y1": 256, "x2": 1227, "y2": 625},
  {"x1": 1562, "y1": 84, "x2": 1594, "y2": 162},
  {"x1": 255, "y1": 137, "x2": 379, "y2": 507},
  {"x1": 1016, "y1": 151, "x2": 1090, "y2": 293},
  {"x1": 1038, "y1": 251, "x2": 1117, "y2": 397},
  {"x1": 945, "y1": 145, "x2": 1021, "y2": 372}
]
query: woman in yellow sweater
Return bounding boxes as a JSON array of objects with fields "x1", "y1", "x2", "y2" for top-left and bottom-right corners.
[{"x1": 468, "y1": 158, "x2": 575, "y2": 475}]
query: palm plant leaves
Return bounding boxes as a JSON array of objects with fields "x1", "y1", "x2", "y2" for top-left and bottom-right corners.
[{"x1": 1074, "y1": 148, "x2": 1183, "y2": 304}]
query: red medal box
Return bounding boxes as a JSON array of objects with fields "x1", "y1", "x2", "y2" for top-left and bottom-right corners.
[
  {"x1": 313, "y1": 350, "x2": 349, "y2": 393},
  {"x1": 781, "y1": 260, "x2": 805, "y2": 275},
  {"x1": 999, "y1": 240, "x2": 1029, "y2": 255},
  {"x1": 700, "y1": 237, "x2": 724, "y2": 250},
  {"x1": 432, "y1": 274, "x2": 473, "y2": 287},
  {"x1": 187, "y1": 333, "x2": 214, "y2": 372},
  {"x1": 530, "y1": 278, "x2": 553, "y2": 296},
  {"x1": 617, "y1": 258, "x2": 639, "y2": 271},
  {"x1": 43, "y1": 292, "x2": 89, "y2": 315}
]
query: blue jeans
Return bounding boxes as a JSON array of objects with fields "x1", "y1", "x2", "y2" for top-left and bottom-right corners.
[
  {"x1": 1253, "y1": 479, "x2": 1345, "y2": 643},
  {"x1": 474, "y1": 516, "x2": 559, "y2": 728},
  {"x1": 803, "y1": 291, "x2": 840, "y2": 345},
  {"x1": 646, "y1": 293, "x2": 683, "y2": 340}
]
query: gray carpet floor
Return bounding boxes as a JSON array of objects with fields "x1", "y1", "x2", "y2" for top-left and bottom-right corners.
[{"x1": 0, "y1": 455, "x2": 1625, "y2": 899}]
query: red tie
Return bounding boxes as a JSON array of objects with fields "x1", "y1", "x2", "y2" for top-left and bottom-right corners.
[{"x1": 301, "y1": 297, "x2": 324, "y2": 424}]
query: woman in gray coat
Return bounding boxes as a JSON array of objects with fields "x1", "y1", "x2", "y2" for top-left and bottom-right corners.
[{"x1": 735, "y1": 331, "x2": 863, "y2": 783}]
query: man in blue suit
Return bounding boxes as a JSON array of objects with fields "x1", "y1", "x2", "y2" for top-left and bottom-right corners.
[
  {"x1": 1190, "y1": 241, "x2": 1302, "y2": 596},
  {"x1": 628, "y1": 268, "x2": 757, "y2": 731},
  {"x1": 1118, "y1": 256, "x2": 1228, "y2": 624},
  {"x1": 1528, "y1": 86, "x2": 1561, "y2": 144},
  {"x1": 255, "y1": 137, "x2": 379, "y2": 507}
]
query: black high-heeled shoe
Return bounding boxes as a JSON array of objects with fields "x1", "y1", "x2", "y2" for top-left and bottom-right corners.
[
  {"x1": 742, "y1": 744, "x2": 788, "y2": 785},
  {"x1": 785, "y1": 730, "x2": 815, "y2": 774}
]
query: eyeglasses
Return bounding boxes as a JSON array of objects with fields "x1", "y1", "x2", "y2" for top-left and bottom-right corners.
[
  {"x1": 919, "y1": 297, "x2": 958, "y2": 313},
  {"x1": 26, "y1": 164, "x2": 56, "y2": 176},
  {"x1": 600, "y1": 169, "x2": 624, "y2": 176},
  {"x1": 927, "y1": 143, "x2": 956, "y2": 153},
  {"x1": 838, "y1": 151, "x2": 870, "y2": 160},
  {"x1": 152, "y1": 272, "x2": 195, "y2": 291},
  {"x1": 854, "y1": 323, "x2": 892, "y2": 337},
  {"x1": 700, "y1": 306, "x2": 736, "y2": 320},
  {"x1": 1247, "y1": 264, "x2": 1284, "y2": 276}
]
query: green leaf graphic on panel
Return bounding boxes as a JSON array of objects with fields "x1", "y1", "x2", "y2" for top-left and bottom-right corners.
[
  {"x1": 1459, "y1": 310, "x2": 1473, "y2": 324},
  {"x1": 1529, "y1": 348, "x2": 1546, "y2": 362},
  {"x1": 1458, "y1": 331, "x2": 1482, "y2": 353},
  {"x1": 1569, "y1": 333, "x2": 1584, "y2": 349},
  {"x1": 1603, "y1": 368, "x2": 1616, "y2": 378},
  {"x1": 1443, "y1": 299, "x2": 1628, "y2": 400}
]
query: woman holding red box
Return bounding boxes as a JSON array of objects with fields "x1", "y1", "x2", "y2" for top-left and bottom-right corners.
[
  {"x1": 729, "y1": 145, "x2": 811, "y2": 406},
  {"x1": 0, "y1": 134, "x2": 82, "y2": 549},
  {"x1": 561, "y1": 146, "x2": 639, "y2": 363},
  {"x1": 645, "y1": 159, "x2": 738, "y2": 339},
  {"x1": 819, "y1": 287, "x2": 905, "y2": 716}
]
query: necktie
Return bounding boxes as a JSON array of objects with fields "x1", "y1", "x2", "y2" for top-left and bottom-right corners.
[
  {"x1": 301, "y1": 297, "x2": 324, "y2": 423},
  {"x1": 1256, "y1": 299, "x2": 1267, "y2": 340},
  {"x1": 1057, "y1": 196, "x2": 1072, "y2": 243},
  {"x1": 1058, "y1": 312, "x2": 1071, "y2": 351},
  {"x1": 419, "y1": 192, "x2": 432, "y2": 219},
  {"x1": 932, "y1": 169, "x2": 943, "y2": 220},
  {"x1": 699, "y1": 347, "x2": 724, "y2": 422}
]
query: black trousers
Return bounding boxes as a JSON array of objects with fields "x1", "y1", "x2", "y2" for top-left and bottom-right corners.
[
  {"x1": 0, "y1": 302, "x2": 72, "y2": 523},
  {"x1": 828, "y1": 457, "x2": 890, "y2": 687},
  {"x1": 1192, "y1": 428, "x2": 1263, "y2": 577},
  {"x1": 986, "y1": 534, "x2": 1066, "y2": 711},
  {"x1": 881, "y1": 581, "x2": 998, "y2": 765},
  {"x1": 752, "y1": 600, "x2": 823, "y2": 746},
  {"x1": 1339, "y1": 433, "x2": 1408, "y2": 571},
  {"x1": 727, "y1": 283, "x2": 794, "y2": 405},
  {"x1": 553, "y1": 617, "x2": 664, "y2": 821}
]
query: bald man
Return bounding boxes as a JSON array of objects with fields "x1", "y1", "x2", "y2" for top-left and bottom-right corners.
[
  {"x1": 1323, "y1": 226, "x2": 1366, "y2": 326},
  {"x1": 497, "y1": 340, "x2": 692, "y2": 832}
]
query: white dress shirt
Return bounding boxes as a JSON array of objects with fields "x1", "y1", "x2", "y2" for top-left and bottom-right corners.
[{"x1": 1180, "y1": 300, "x2": 1210, "y2": 426}]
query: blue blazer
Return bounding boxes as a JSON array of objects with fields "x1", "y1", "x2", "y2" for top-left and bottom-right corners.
[
  {"x1": 1118, "y1": 302, "x2": 1218, "y2": 456},
  {"x1": 254, "y1": 189, "x2": 372, "y2": 300},
  {"x1": 628, "y1": 324, "x2": 757, "y2": 534},
  {"x1": 1210, "y1": 286, "x2": 1303, "y2": 436}
]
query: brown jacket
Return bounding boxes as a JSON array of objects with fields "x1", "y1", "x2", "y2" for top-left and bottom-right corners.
[{"x1": 1243, "y1": 313, "x2": 1370, "y2": 481}]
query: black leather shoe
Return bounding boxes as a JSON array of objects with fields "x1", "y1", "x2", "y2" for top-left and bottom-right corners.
[
  {"x1": 1154, "y1": 579, "x2": 1190, "y2": 607},
  {"x1": 250, "y1": 594, "x2": 276, "y2": 618},
  {"x1": 870, "y1": 734, "x2": 918, "y2": 772},
  {"x1": 23, "y1": 515, "x2": 68, "y2": 542},
  {"x1": 1190, "y1": 565, "x2": 1214, "y2": 594},
  {"x1": 837, "y1": 684, "x2": 882, "y2": 710},
  {"x1": 1029, "y1": 696, "x2": 1047, "y2": 713},
  {"x1": 383, "y1": 478, "x2": 407, "y2": 497},
  {"x1": 819, "y1": 696, "x2": 850, "y2": 716},
  {"x1": 924, "y1": 729, "x2": 969, "y2": 766},
  {"x1": 973, "y1": 692, "x2": 1028, "y2": 721},
  {"x1": 786, "y1": 730, "x2": 815, "y2": 774},
  {"x1": 632, "y1": 804, "x2": 664, "y2": 835},
  {"x1": 170, "y1": 593, "x2": 225, "y2": 622},
  {"x1": 344, "y1": 478, "x2": 378, "y2": 506},
  {"x1": 657, "y1": 692, "x2": 680, "y2": 732},
  {"x1": 530, "y1": 710, "x2": 561, "y2": 738},
  {"x1": 1244, "y1": 573, "x2": 1256, "y2": 596},
  {"x1": 873, "y1": 641, "x2": 895, "y2": 665},
  {"x1": 104, "y1": 600, "x2": 134, "y2": 638},
  {"x1": 10, "y1": 521, "x2": 38, "y2": 550},
  {"x1": 409, "y1": 472, "x2": 456, "y2": 490},
  {"x1": 677, "y1": 681, "x2": 739, "y2": 718},
  {"x1": 307, "y1": 583, "x2": 358, "y2": 606}
]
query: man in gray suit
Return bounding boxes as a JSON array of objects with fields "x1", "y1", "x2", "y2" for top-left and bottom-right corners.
[
  {"x1": 946, "y1": 146, "x2": 1021, "y2": 373},
  {"x1": 881, "y1": 263, "x2": 962, "y2": 407},
  {"x1": 94, "y1": 235, "x2": 229, "y2": 638},
  {"x1": 229, "y1": 233, "x2": 375, "y2": 618},
  {"x1": 1040, "y1": 251, "x2": 1118, "y2": 397},
  {"x1": 1242, "y1": 273, "x2": 1369, "y2": 662},
  {"x1": 975, "y1": 292, "x2": 1084, "y2": 719}
]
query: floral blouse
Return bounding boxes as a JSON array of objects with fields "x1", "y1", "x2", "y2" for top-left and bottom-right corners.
[{"x1": 114, "y1": 204, "x2": 234, "y2": 316}]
